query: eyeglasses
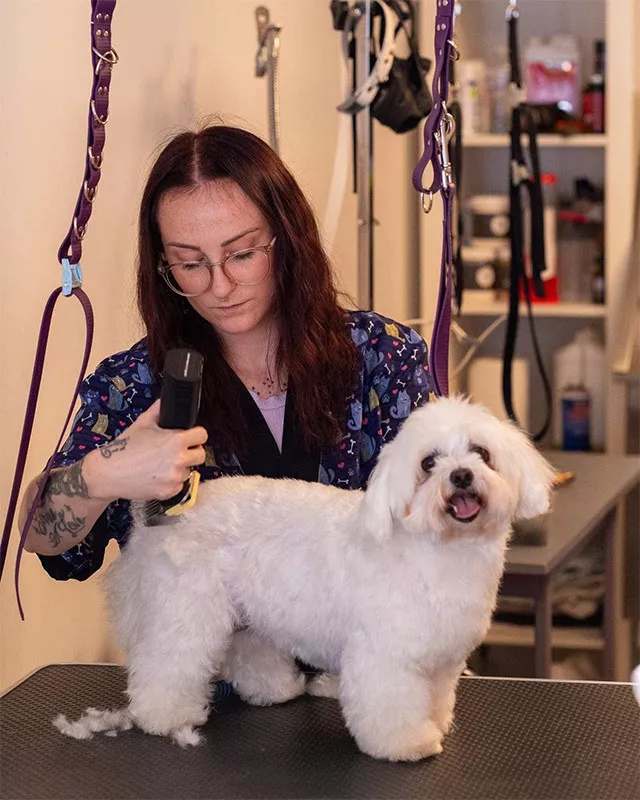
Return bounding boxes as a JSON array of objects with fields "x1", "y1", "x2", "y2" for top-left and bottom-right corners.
[{"x1": 159, "y1": 236, "x2": 276, "y2": 297}]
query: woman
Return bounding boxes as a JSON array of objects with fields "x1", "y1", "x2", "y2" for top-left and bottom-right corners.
[{"x1": 20, "y1": 125, "x2": 432, "y2": 581}]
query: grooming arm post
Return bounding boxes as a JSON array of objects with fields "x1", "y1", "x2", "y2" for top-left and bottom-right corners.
[{"x1": 354, "y1": 0, "x2": 374, "y2": 311}]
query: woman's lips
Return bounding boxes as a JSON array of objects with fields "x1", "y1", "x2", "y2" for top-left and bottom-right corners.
[{"x1": 213, "y1": 301, "x2": 248, "y2": 312}]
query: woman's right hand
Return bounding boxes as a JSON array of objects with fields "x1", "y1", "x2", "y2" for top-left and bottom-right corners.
[{"x1": 82, "y1": 400, "x2": 208, "y2": 503}]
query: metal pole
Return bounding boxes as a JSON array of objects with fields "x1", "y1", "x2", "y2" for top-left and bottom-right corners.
[{"x1": 354, "y1": 1, "x2": 373, "y2": 310}]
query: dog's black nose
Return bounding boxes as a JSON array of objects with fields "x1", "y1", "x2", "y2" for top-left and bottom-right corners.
[{"x1": 450, "y1": 468, "x2": 473, "y2": 489}]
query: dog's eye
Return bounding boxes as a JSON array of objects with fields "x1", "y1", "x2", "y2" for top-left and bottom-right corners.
[
  {"x1": 421, "y1": 454, "x2": 437, "y2": 472},
  {"x1": 472, "y1": 445, "x2": 491, "y2": 464}
]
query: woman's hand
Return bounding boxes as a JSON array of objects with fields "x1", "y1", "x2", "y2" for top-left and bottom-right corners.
[{"x1": 83, "y1": 400, "x2": 208, "y2": 503}]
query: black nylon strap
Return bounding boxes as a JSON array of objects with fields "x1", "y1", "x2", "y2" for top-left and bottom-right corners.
[{"x1": 502, "y1": 9, "x2": 552, "y2": 442}]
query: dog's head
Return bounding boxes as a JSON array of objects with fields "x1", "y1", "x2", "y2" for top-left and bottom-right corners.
[{"x1": 360, "y1": 396, "x2": 554, "y2": 543}]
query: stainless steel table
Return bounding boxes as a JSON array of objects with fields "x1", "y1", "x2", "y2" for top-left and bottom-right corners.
[
  {"x1": 499, "y1": 451, "x2": 640, "y2": 679},
  {"x1": 1, "y1": 664, "x2": 638, "y2": 800}
]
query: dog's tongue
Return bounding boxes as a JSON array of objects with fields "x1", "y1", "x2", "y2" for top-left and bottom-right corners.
[{"x1": 451, "y1": 494, "x2": 481, "y2": 520}]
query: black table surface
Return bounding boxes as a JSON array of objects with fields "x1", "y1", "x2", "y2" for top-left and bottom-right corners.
[{"x1": 1, "y1": 664, "x2": 638, "y2": 800}]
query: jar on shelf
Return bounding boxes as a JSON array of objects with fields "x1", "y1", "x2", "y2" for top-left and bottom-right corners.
[{"x1": 556, "y1": 212, "x2": 602, "y2": 303}]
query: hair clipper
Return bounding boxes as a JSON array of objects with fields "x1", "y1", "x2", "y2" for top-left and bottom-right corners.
[{"x1": 144, "y1": 349, "x2": 204, "y2": 526}]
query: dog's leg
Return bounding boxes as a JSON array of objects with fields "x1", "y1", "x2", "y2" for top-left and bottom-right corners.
[
  {"x1": 430, "y1": 665, "x2": 464, "y2": 735},
  {"x1": 110, "y1": 556, "x2": 235, "y2": 745},
  {"x1": 125, "y1": 612, "x2": 233, "y2": 744},
  {"x1": 221, "y1": 629, "x2": 305, "y2": 707},
  {"x1": 340, "y1": 643, "x2": 443, "y2": 762}
]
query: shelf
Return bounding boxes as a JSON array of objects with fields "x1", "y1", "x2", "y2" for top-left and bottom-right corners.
[
  {"x1": 465, "y1": 133, "x2": 608, "y2": 149},
  {"x1": 460, "y1": 297, "x2": 607, "y2": 318},
  {"x1": 484, "y1": 621, "x2": 605, "y2": 651}
]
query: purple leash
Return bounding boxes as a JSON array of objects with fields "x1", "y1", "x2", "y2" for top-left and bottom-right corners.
[
  {"x1": 412, "y1": 0, "x2": 459, "y2": 397},
  {"x1": 0, "y1": 0, "x2": 118, "y2": 619}
]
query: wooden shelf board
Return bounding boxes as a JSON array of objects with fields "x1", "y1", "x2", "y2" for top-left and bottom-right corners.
[
  {"x1": 460, "y1": 299, "x2": 607, "y2": 318},
  {"x1": 465, "y1": 133, "x2": 608, "y2": 149}
]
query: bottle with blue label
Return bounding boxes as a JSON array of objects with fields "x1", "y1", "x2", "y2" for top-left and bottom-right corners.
[
  {"x1": 553, "y1": 328, "x2": 604, "y2": 451},
  {"x1": 561, "y1": 385, "x2": 590, "y2": 451}
]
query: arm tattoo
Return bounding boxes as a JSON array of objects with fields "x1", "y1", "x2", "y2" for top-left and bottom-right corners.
[
  {"x1": 99, "y1": 438, "x2": 129, "y2": 459},
  {"x1": 32, "y1": 505, "x2": 87, "y2": 549},
  {"x1": 46, "y1": 461, "x2": 90, "y2": 499}
]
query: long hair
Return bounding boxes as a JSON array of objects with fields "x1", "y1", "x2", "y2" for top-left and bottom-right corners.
[{"x1": 137, "y1": 125, "x2": 359, "y2": 458}]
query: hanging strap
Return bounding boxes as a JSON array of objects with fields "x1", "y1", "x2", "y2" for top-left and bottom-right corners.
[
  {"x1": 0, "y1": 0, "x2": 117, "y2": 619},
  {"x1": 412, "y1": 0, "x2": 458, "y2": 397},
  {"x1": 0, "y1": 290, "x2": 94, "y2": 620},
  {"x1": 448, "y1": 52, "x2": 464, "y2": 313},
  {"x1": 502, "y1": 0, "x2": 552, "y2": 441},
  {"x1": 59, "y1": 1, "x2": 118, "y2": 265}
]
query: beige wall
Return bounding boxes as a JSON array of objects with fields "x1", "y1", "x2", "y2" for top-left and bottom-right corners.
[{"x1": 0, "y1": 0, "x2": 420, "y2": 690}]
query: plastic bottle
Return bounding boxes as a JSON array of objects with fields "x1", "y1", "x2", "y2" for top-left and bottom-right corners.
[
  {"x1": 457, "y1": 59, "x2": 490, "y2": 135},
  {"x1": 557, "y1": 212, "x2": 601, "y2": 303},
  {"x1": 553, "y1": 328, "x2": 605, "y2": 450},
  {"x1": 487, "y1": 45, "x2": 511, "y2": 133}
]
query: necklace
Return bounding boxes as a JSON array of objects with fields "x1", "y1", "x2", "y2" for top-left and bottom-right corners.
[{"x1": 249, "y1": 375, "x2": 288, "y2": 399}]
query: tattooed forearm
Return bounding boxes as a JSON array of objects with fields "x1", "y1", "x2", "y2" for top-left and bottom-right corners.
[
  {"x1": 99, "y1": 438, "x2": 129, "y2": 459},
  {"x1": 46, "y1": 461, "x2": 90, "y2": 499},
  {"x1": 31, "y1": 505, "x2": 87, "y2": 548}
]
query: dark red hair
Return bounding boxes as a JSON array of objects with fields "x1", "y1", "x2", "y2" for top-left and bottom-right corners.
[{"x1": 137, "y1": 124, "x2": 359, "y2": 457}]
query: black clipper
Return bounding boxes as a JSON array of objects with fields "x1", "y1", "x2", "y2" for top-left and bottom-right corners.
[{"x1": 144, "y1": 349, "x2": 204, "y2": 526}]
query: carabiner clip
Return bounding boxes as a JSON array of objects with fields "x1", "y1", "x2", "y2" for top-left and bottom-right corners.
[
  {"x1": 436, "y1": 108, "x2": 456, "y2": 194},
  {"x1": 61, "y1": 258, "x2": 83, "y2": 297}
]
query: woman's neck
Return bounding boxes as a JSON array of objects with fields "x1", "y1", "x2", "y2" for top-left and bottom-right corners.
[{"x1": 220, "y1": 320, "x2": 287, "y2": 396}]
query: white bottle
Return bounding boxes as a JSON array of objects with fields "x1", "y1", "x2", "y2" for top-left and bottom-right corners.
[
  {"x1": 457, "y1": 59, "x2": 490, "y2": 135},
  {"x1": 553, "y1": 328, "x2": 605, "y2": 450},
  {"x1": 487, "y1": 45, "x2": 511, "y2": 133}
]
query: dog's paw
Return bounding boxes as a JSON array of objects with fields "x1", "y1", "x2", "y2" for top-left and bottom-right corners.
[
  {"x1": 306, "y1": 673, "x2": 340, "y2": 699},
  {"x1": 236, "y1": 674, "x2": 306, "y2": 707},
  {"x1": 129, "y1": 703, "x2": 209, "y2": 739},
  {"x1": 171, "y1": 725, "x2": 204, "y2": 748},
  {"x1": 357, "y1": 723, "x2": 444, "y2": 762}
]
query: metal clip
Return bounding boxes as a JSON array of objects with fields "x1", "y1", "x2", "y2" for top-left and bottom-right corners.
[
  {"x1": 255, "y1": 7, "x2": 281, "y2": 77},
  {"x1": 435, "y1": 107, "x2": 456, "y2": 194},
  {"x1": 511, "y1": 159, "x2": 529, "y2": 186},
  {"x1": 61, "y1": 258, "x2": 83, "y2": 296},
  {"x1": 506, "y1": 0, "x2": 519, "y2": 20}
]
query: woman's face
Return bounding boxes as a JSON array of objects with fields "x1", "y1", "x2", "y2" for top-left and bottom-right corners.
[{"x1": 156, "y1": 179, "x2": 278, "y2": 344}]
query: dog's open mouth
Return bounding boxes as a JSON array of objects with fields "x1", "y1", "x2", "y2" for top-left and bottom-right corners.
[{"x1": 446, "y1": 491, "x2": 483, "y2": 523}]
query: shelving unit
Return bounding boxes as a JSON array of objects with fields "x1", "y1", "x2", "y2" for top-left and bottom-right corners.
[
  {"x1": 418, "y1": 0, "x2": 637, "y2": 453},
  {"x1": 417, "y1": 0, "x2": 638, "y2": 674}
]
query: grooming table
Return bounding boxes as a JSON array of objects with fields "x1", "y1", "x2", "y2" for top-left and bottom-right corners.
[{"x1": 1, "y1": 664, "x2": 638, "y2": 799}]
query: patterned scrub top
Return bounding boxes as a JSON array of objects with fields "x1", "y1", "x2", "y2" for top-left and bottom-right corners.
[{"x1": 38, "y1": 310, "x2": 432, "y2": 581}]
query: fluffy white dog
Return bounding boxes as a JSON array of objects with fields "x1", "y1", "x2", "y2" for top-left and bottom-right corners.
[{"x1": 105, "y1": 396, "x2": 553, "y2": 761}]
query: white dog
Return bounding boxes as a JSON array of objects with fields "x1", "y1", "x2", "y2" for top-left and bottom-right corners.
[{"x1": 105, "y1": 396, "x2": 553, "y2": 761}]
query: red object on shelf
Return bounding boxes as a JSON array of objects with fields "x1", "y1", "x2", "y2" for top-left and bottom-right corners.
[{"x1": 520, "y1": 275, "x2": 560, "y2": 303}]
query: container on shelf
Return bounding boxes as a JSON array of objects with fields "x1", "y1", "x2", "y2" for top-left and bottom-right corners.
[
  {"x1": 524, "y1": 35, "x2": 582, "y2": 116},
  {"x1": 457, "y1": 59, "x2": 490, "y2": 135},
  {"x1": 557, "y1": 212, "x2": 602, "y2": 303},
  {"x1": 553, "y1": 328, "x2": 605, "y2": 451}
]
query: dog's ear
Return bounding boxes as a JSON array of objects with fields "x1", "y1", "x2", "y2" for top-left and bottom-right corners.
[
  {"x1": 498, "y1": 421, "x2": 555, "y2": 519},
  {"x1": 359, "y1": 440, "x2": 416, "y2": 543}
]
